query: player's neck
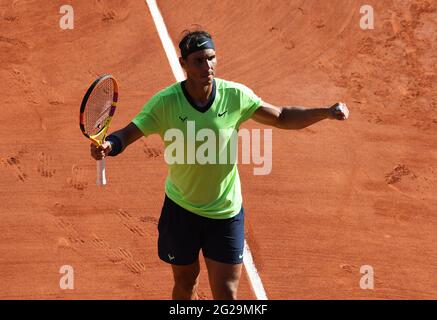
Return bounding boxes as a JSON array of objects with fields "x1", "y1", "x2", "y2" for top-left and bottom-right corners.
[{"x1": 185, "y1": 78, "x2": 213, "y2": 106}]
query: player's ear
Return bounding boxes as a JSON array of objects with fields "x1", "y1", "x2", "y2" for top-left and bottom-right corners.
[{"x1": 179, "y1": 57, "x2": 186, "y2": 70}]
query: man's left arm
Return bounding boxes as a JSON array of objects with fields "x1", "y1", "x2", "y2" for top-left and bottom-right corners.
[{"x1": 251, "y1": 102, "x2": 349, "y2": 129}]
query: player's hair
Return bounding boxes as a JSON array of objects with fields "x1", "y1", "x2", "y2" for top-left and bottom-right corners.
[{"x1": 178, "y1": 27, "x2": 213, "y2": 58}]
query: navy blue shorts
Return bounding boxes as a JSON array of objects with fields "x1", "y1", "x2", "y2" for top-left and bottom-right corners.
[{"x1": 158, "y1": 195, "x2": 245, "y2": 265}]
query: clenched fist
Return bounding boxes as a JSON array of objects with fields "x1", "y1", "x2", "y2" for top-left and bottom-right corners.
[
  {"x1": 329, "y1": 102, "x2": 349, "y2": 121},
  {"x1": 90, "y1": 141, "x2": 112, "y2": 160}
]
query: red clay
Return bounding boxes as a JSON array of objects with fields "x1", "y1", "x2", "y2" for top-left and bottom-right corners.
[{"x1": 0, "y1": 0, "x2": 436, "y2": 299}]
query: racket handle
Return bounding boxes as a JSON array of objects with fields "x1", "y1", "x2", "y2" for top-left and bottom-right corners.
[{"x1": 96, "y1": 158, "x2": 106, "y2": 186}]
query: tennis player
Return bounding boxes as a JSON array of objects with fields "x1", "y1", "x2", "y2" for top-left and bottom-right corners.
[{"x1": 90, "y1": 29, "x2": 349, "y2": 300}]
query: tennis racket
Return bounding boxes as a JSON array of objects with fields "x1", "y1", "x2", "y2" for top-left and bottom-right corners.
[{"x1": 79, "y1": 74, "x2": 118, "y2": 186}]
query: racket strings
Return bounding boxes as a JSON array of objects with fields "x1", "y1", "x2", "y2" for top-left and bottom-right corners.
[{"x1": 84, "y1": 79, "x2": 114, "y2": 136}]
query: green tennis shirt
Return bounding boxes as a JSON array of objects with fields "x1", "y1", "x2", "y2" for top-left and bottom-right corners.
[{"x1": 132, "y1": 78, "x2": 263, "y2": 219}]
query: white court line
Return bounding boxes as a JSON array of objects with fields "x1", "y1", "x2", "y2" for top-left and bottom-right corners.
[
  {"x1": 242, "y1": 240, "x2": 268, "y2": 300},
  {"x1": 146, "y1": 0, "x2": 185, "y2": 82},
  {"x1": 145, "y1": 0, "x2": 268, "y2": 301}
]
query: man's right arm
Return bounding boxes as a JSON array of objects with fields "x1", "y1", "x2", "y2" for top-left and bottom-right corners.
[{"x1": 90, "y1": 122, "x2": 144, "y2": 160}]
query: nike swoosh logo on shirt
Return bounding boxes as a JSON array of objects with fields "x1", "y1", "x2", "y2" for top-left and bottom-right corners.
[{"x1": 218, "y1": 111, "x2": 227, "y2": 117}]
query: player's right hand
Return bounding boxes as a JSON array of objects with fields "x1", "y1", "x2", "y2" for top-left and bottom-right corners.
[
  {"x1": 329, "y1": 102, "x2": 349, "y2": 120},
  {"x1": 90, "y1": 141, "x2": 112, "y2": 160}
]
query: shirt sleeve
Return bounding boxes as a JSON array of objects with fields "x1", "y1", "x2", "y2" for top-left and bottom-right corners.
[
  {"x1": 237, "y1": 84, "x2": 263, "y2": 125},
  {"x1": 132, "y1": 93, "x2": 163, "y2": 137}
]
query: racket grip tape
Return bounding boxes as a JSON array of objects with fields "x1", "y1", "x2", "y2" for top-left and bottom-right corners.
[{"x1": 96, "y1": 158, "x2": 107, "y2": 186}]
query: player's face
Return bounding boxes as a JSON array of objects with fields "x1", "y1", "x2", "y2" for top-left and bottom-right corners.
[{"x1": 181, "y1": 49, "x2": 217, "y2": 85}]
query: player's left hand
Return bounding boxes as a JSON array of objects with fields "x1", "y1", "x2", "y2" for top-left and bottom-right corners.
[
  {"x1": 329, "y1": 102, "x2": 349, "y2": 120},
  {"x1": 90, "y1": 141, "x2": 112, "y2": 160}
]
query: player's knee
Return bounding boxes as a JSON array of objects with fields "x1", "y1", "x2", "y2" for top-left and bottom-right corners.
[
  {"x1": 214, "y1": 281, "x2": 239, "y2": 300},
  {"x1": 173, "y1": 273, "x2": 199, "y2": 291},
  {"x1": 173, "y1": 278, "x2": 199, "y2": 299}
]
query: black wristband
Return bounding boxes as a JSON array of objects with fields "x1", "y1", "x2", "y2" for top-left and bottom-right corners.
[{"x1": 106, "y1": 134, "x2": 123, "y2": 157}]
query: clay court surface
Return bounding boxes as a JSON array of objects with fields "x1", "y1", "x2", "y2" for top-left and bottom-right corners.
[{"x1": 0, "y1": 0, "x2": 436, "y2": 299}]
